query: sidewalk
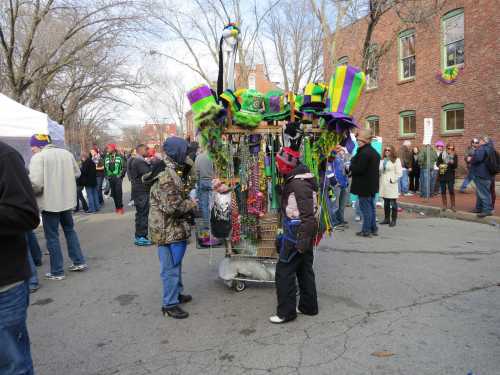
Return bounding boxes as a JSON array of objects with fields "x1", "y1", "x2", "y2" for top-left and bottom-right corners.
[{"x1": 399, "y1": 190, "x2": 500, "y2": 225}]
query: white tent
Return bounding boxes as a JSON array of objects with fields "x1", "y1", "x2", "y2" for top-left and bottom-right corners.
[{"x1": 0, "y1": 93, "x2": 65, "y2": 164}]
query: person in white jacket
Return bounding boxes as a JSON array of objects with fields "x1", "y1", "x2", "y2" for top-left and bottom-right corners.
[
  {"x1": 379, "y1": 145, "x2": 403, "y2": 227},
  {"x1": 28, "y1": 134, "x2": 88, "y2": 280}
]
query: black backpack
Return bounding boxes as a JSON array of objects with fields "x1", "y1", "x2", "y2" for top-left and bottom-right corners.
[{"x1": 485, "y1": 148, "x2": 500, "y2": 175}]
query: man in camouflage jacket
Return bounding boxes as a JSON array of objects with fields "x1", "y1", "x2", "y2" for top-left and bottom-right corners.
[{"x1": 143, "y1": 137, "x2": 197, "y2": 319}]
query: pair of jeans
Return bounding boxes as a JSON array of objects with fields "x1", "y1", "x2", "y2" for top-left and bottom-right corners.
[
  {"x1": 276, "y1": 250, "x2": 318, "y2": 320},
  {"x1": 420, "y1": 169, "x2": 431, "y2": 198},
  {"x1": 460, "y1": 170, "x2": 474, "y2": 191},
  {"x1": 491, "y1": 177, "x2": 496, "y2": 209},
  {"x1": 431, "y1": 169, "x2": 438, "y2": 195},
  {"x1": 359, "y1": 195, "x2": 377, "y2": 234},
  {"x1": 42, "y1": 210, "x2": 86, "y2": 276},
  {"x1": 85, "y1": 186, "x2": 100, "y2": 213},
  {"x1": 76, "y1": 185, "x2": 88, "y2": 211},
  {"x1": 96, "y1": 175, "x2": 105, "y2": 204},
  {"x1": 399, "y1": 168, "x2": 409, "y2": 194},
  {"x1": 474, "y1": 176, "x2": 493, "y2": 214},
  {"x1": 109, "y1": 176, "x2": 123, "y2": 209},
  {"x1": 0, "y1": 281, "x2": 34, "y2": 375},
  {"x1": 26, "y1": 234, "x2": 39, "y2": 289},
  {"x1": 27, "y1": 231, "x2": 42, "y2": 266},
  {"x1": 197, "y1": 179, "x2": 212, "y2": 224},
  {"x1": 134, "y1": 192, "x2": 150, "y2": 238},
  {"x1": 158, "y1": 241, "x2": 186, "y2": 307},
  {"x1": 332, "y1": 186, "x2": 349, "y2": 225}
]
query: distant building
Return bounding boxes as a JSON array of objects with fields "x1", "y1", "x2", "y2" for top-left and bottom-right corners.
[
  {"x1": 325, "y1": 0, "x2": 499, "y2": 173},
  {"x1": 184, "y1": 110, "x2": 195, "y2": 141},
  {"x1": 143, "y1": 123, "x2": 177, "y2": 147},
  {"x1": 235, "y1": 64, "x2": 281, "y2": 92}
]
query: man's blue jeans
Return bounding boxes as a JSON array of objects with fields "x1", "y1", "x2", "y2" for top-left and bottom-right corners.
[
  {"x1": 332, "y1": 186, "x2": 349, "y2": 225},
  {"x1": 42, "y1": 210, "x2": 86, "y2": 276},
  {"x1": 474, "y1": 176, "x2": 493, "y2": 214},
  {"x1": 96, "y1": 176, "x2": 105, "y2": 205},
  {"x1": 359, "y1": 195, "x2": 377, "y2": 234},
  {"x1": 399, "y1": 168, "x2": 409, "y2": 194},
  {"x1": 27, "y1": 230, "x2": 42, "y2": 266},
  {"x1": 0, "y1": 281, "x2": 34, "y2": 375},
  {"x1": 158, "y1": 241, "x2": 186, "y2": 308},
  {"x1": 460, "y1": 171, "x2": 474, "y2": 191},
  {"x1": 197, "y1": 180, "x2": 212, "y2": 224},
  {"x1": 27, "y1": 247, "x2": 38, "y2": 290},
  {"x1": 420, "y1": 169, "x2": 431, "y2": 198},
  {"x1": 85, "y1": 186, "x2": 100, "y2": 213}
]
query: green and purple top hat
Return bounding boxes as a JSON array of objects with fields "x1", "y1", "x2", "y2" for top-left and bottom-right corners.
[
  {"x1": 187, "y1": 84, "x2": 225, "y2": 128},
  {"x1": 300, "y1": 82, "x2": 327, "y2": 114},
  {"x1": 320, "y1": 65, "x2": 366, "y2": 130},
  {"x1": 263, "y1": 90, "x2": 290, "y2": 121}
]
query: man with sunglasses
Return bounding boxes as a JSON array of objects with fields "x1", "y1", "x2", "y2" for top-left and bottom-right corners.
[{"x1": 460, "y1": 139, "x2": 479, "y2": 193}]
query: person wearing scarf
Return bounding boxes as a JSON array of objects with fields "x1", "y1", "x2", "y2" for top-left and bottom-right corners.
[
  {"x1": 437, "y1": 143, "x2": 458, "y2": 211},
  {"x1": 379, "y1": 145, "x2": 403, "y2": 227}
]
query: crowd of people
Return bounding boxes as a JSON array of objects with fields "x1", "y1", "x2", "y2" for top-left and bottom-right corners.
[{"x1": 0, "y1": 128, "x2": 498, "y2": 373}]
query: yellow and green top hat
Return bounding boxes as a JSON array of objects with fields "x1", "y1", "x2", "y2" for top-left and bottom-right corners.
[
  {"x1": 187, "y1": 84, "x2": 225, "y2": 128},
  {"x1": 232, "y1": 89, "x2": 263, "y2": 128},
  {"x1": 300, "y1": 82, "x2": 327, "y2": 114}
]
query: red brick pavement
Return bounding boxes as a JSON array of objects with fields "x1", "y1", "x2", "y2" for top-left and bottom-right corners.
[{"x1": 399, "y1": 191, "x2": 499, "y2": 216}]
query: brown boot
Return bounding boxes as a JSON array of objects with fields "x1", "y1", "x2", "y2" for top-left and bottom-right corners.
[
  {"x1": 441, "y1": 194, "x2": 448, "y2": 211},
  {"x1": 450, "y1": 194, "x2": 456, "y2": 212}
]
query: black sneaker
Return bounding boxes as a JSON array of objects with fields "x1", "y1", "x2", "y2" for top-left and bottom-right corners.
[
  {"x1": 356, "y1": 231, "x2": 371, "y2": 237},
  {"x1": 179, "y1": 294, "x2": 192, "y2": 304},
  {"x1": 162, "y1": 305, "x2": 189, "y2": 319}
]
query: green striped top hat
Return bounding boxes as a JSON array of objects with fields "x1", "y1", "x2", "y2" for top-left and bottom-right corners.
[
  {"x1": 219, "y1": 89, "x2": 241, "y2": 113},
  {"x1": 187, "y1": 84, "x2": 224, "y2": 128}
]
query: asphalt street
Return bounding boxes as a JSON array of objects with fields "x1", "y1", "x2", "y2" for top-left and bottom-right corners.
[{"x1": 28, "y1": 195, "x2": 500, "y2": 375}]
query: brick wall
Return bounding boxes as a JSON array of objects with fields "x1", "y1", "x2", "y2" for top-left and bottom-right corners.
[{"x1": 326, "y1": 0, "x2": 500, "y2": 175}]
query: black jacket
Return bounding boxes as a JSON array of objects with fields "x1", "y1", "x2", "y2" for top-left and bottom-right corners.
[
  {"x1": 281, "y1": 164, "x2": 318, "y2": 253},
  {"x1": 437, "y1": 153, "x2": 458, "y2": 182},
  {"x1": 79, "y1": 158, "x2": 97, "y2": 187},
  {"x1": 129, "y1": 156, "x2": 152, "y2": 195},
  {"x1": 350, "y1": 144, "x2": 381, "y2": 197},
  {"x1": 0, "y1": 142, "x2": 40, "y2": 287}
]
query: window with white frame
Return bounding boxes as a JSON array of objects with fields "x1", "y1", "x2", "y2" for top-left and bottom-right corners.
[
  {"x1": 442, "y1": 9, "x2": 464, "y2": 68},
  {"x1": 399, "y1": 30, "x2": 416, "y2": 80},
  {"x1": 366, "y1": 116, "x2": 380, "y2": 136}
]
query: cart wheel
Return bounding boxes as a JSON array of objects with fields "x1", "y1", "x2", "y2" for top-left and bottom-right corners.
[{"x1": 233, "y1": 280, "x2": 246, "y2": 292}]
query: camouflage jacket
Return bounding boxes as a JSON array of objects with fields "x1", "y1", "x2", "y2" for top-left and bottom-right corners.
[{"x1": 145, "y1": 159, "x2": 196, "y2": 245}]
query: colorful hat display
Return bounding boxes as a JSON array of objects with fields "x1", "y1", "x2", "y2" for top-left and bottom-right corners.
[
  {"x1": 300, "y1": 82, "x2": 327, "y2": 114},
  {"x1": 232, "y1": 89, "x2": 263, "y2": 128},
  {"x1": 320, "y1": 65, "x2": 366, "y2": 128},
  {"x1": 263, "y1": 90, "x2": 290, "y2": 121},
  {"x1": 30, "y1": 134, "x2": 51, "y2": 148}
]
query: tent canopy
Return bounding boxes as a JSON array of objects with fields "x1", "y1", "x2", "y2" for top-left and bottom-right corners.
[{"x1": 0, "y1": 93, "x2": 50, "y2": 137}]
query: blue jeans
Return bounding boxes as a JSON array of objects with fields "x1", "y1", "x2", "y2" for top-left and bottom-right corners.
[
  {"x1": 158, "y1": 241, "x2": 186, "y2": 307},
  {"x1": 332, "y1": 186, "x2": 349, "y2": 225},
  {"x1": 420, "y1": 169, "x2": 431, "y2": 198},
  {"x1": 359, "y1": 195, "x2": 377, "y2": 234},
  {"x1": 96, "y1": 176, "x2": 105, "y2": 204},
  {"x1": 85, "y1": 186, "x2": 100, "y2": 213},
  {"x1": 197, "y1": 180, "x2": 212, "y2": 224},
  {"x1": 42, "y1": 210, "x2": 86, "y2": 276},
  {"x1": 430, "y1": 169, "x2": 438, "y2": 196},
  {"x1": 460, "y1": 170, "x2": 474, "y2": 191},
  {"x1": 27, "y1": 231, "x2": 42, "y2": 266},
  {"x1": 27, "y1": 246, "x2": 38, "y2": 290},
  {"x1": 399, "y1": 169, "x2": 409, "y2": 194},
  {"x1": 474, "y1": 176, "x2": 493, "y2": 213},
  {"x1": 0, "y1": 281, "x2": 34, "y2": 375}
]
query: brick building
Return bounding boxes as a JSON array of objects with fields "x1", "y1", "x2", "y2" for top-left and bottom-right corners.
[
  {"x1": 184, "y1": 110, "x2": 195, "y2": 140},
  {"x1": 235, "y1": 63, "x2": 281, "y2": 93},
  {"x1": 142, "y1": 123, "x2": 177, "y2": 147},
  {"x1": 327, "y1": 0, "x2": 499, "y2": 173}
]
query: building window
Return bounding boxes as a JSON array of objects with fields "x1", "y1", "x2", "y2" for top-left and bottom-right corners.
[
  {"x1": 400, "y1": 110, "x2": 416, "y2": 136},
  {"x1": 366, "y1": 116, "x2": 380, "y2": 136},
  {"x1": 442, "y1": 9, "x2": 464, "y2": 68},
  {"x1": 399, "y1": 30, "x2": 416, "y2": 80},
  {"x1": 336, "y1": 56, "x2": 348, "y2": 66},
  {"x1": 366, "y1": 44, "x2": 379, "y2": 89},
  {"x1": 442, "y1": 103, "x2": 464, "y2": 132}
]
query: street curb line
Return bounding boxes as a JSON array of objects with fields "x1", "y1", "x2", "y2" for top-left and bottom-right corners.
[{"x1": 399, "y1": 202, "x2": 500, "y2": 226}]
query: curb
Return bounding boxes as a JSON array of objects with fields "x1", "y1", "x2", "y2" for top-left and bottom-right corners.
[{"x1": 399, "y1": 202, "x2": 500, "y2": 226}]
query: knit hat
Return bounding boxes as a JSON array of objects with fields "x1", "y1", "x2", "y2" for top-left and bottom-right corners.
[
  {"x1": 276, "y1": 147, "x2": 300, "y2": 175},
  {"x1": 30, "y1": 134, "x2": 51, "y2": 148}
]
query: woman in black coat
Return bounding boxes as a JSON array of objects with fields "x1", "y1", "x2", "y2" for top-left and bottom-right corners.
[
  {"x1": 437, "y1": 144, "x2": 458, "y2": 211},
  {"x1": 80, "y1": 153, "x2": 100, "y2": 213}
]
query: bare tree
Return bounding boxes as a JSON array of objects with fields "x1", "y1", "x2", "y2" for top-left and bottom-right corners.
[
  {"x1": 121, "y1": 125, "x2": 145, "y2": 149},
  {"x1": 148, "y1": 0, "x2": 281, "y2": 85}
]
